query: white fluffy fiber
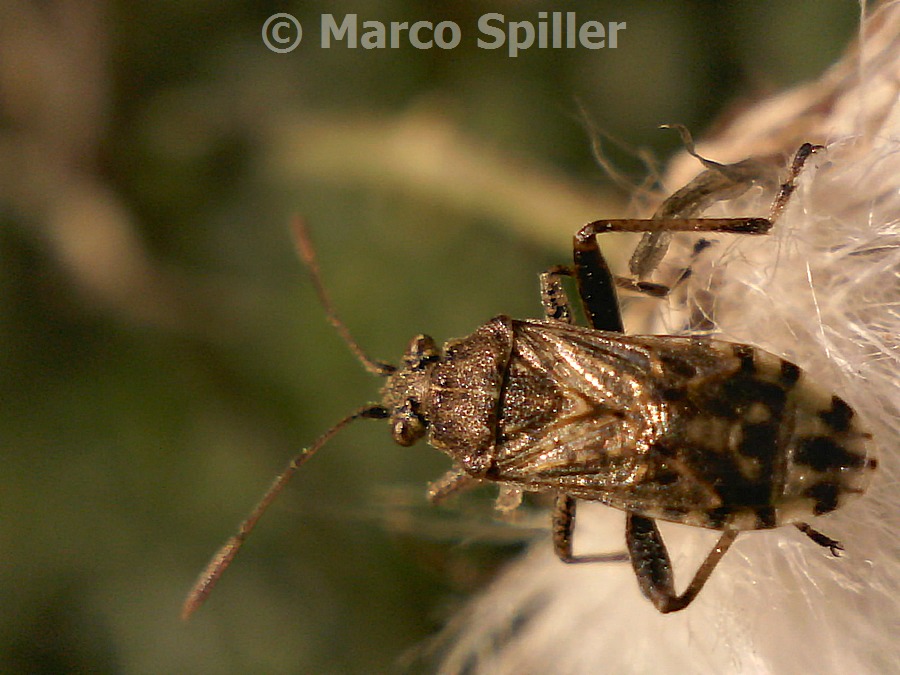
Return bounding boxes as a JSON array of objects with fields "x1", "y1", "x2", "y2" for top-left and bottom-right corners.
[{"x1": 435, "y1": 4, "x2": 900, "y2": 674}]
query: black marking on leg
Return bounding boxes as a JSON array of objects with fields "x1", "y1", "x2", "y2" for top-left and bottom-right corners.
[
  {"x1": 627, "y1": 513, "x2": 738, "y2": 613},
  {"x1": 573, "y1": 233, "x2": 625, "y2": 333},
  {"x1": 715, "y1": 218, "x2": 772, "y2": 234},
  {"x1": 545, "y1": 296, "x2": 571, "y2": 322},
  {"x1": 768, "y1": 143, "x2": 824, "y2": 222},
  {"x1": 795, "y1": 436, "x2": 865, "y2": 471},
  {"x1": 540, "y1": 265, "x2": 575, "y2": 323},
  {"x1": 553, "y1": 493, "x2": 628, "y2": 564},
  {"x1": 626, "y1": 514, "x2": 676, "y2": 609},
  {"x1": 819, "y1": 396, "x2": 854, "y2": 433}
]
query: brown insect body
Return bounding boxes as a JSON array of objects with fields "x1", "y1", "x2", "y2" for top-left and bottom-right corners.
[
  {"x1": 384, "y1": 317, "x2": 875, "y2": 533},
  {"x1": 184, "y1": 133, "x2": 877, "y2": 618}
]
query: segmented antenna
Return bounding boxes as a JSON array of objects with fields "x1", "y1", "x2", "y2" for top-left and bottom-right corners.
[
  {"x1": 182, "y1": 219, "x2": 397, "y2": 619},
  {"x1": 181, "y1": 404, "x2": 388, "y2": 620},
  {"x1": 291, "y1": 217, "x2": 395, "y2": 376}
]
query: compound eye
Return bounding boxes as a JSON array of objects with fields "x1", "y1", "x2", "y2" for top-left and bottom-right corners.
[{"x1": 391, "y1": 398, "x2": 426, "y2": 446}]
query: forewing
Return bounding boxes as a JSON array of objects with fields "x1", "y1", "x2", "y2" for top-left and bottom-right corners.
[{"x1": 492, "y1": 321, "x2": 742, "y2": 514}]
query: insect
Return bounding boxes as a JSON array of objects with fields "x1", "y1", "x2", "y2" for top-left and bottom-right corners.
[{"x1": 183, "y1": 130, "x2": 876, "y2": 618}]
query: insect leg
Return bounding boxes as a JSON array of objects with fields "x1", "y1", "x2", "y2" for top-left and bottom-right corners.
[
  {"x1": 574, "y1": 214, "x2": 779, "y2": 333},
  {"x1": 768, "y1": 142, "x2": 823, "y2": 222},
  {"x1": 626, "y1": 513, "x2": 738, "y2": 613},
  {"x1": 573, "y1": 210, "x2": 765, "y2": 331},
  {"x1": 539, "y1": 260, "x2": 674, "y2": 321},
  {"x1": 544, "y1": 258, "x2": 664, "y2": 325},
  {"x1": 572, "y1": 227, "x2": 626, "y2": 332},
  {"x1": 627, "y1": 131, "x2": 821, "y2": 278},
  {"x1": 616, "y1": 238, "x2": 715, "y2": 300},
  {"x1": 614, "y1": 276, "x2": 674, "y2": 298},
  {"x1": 552, "y1": 494, "x2": 629, "y2": 563},
  {"x1": 794, "y1": 522, "x2": 844, "y2": 557},
  {"x1": 427, "y1": 467, "x2": 479, "y2": 505},
  {"x1": 579, "y1": 216, "x2": 774, "y2": 238},
  {"x1": 574, "y1": 217, "x2": 770, "y2": 333},
  {"x1": 539, "y1": 264, "x2": 575, "y2": 323}
]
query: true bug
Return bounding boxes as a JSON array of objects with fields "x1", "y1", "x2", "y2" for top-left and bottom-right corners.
[{"x1": 183, "y1": 132, "x2": 876, "y2": 618}]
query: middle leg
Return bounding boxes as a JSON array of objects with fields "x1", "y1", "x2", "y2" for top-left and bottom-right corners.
[{"x1": 552, "y1": 494, "x2": 629, "y2": 564}]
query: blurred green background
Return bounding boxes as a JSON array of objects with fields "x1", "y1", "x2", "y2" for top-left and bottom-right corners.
[{"x1": 0, "y1": 1, "x2": 857, "y2": 673}]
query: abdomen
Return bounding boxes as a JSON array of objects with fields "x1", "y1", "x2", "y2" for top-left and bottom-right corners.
[{"x1": 652, "y1": 343, "x2": 876, "y2": 531}]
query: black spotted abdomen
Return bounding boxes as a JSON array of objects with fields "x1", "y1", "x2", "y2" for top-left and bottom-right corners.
[{"x1": 668, "y1": 344, "x2": 877, "y2": 531}]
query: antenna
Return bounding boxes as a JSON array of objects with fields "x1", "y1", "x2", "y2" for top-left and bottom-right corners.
[
  {"x1": 183, "y1": 219, "x2": 398, "y2": 619},
  {"x1": 182, "y1": 404, "x2": 388, "y2": 620},
  {"x1": 291, "y1": 217, "x2": 395, "y2": 376}
]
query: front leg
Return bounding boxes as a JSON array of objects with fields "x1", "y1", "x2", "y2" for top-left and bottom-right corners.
[
  {"x1": 572, "y1": 215, "x2": 772, "y2": 335},
  {"x1": 427, "y1": 467, "x2": 479, "y2": 505},
  {"x1": 539, "y1": 265, "x2": 575, "y2": 323},
  {"x1": 571, "y1": 210, "x2": 776, "y2": 334},
  {"x1": 541, "y1": 263, "x2": 669, "y2": 325},
  {"x1": 572, "y1": 229, "x2": 626, "y2": 333}
]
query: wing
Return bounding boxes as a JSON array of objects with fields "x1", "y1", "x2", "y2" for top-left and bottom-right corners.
[{"x1": 489, "y1": 320, "x2": 744, "y2": 515}]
